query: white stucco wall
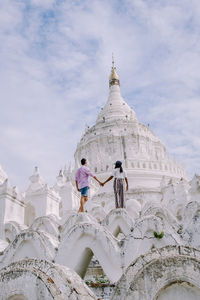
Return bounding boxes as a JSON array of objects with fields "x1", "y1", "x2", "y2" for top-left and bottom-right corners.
[{"x1": 157, "y1": 282, "x2": 200, "y2": 300}]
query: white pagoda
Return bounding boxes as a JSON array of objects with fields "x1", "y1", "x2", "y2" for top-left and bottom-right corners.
[{"x1": 0, "y1": 62, "x2": 200, "y2": 300}]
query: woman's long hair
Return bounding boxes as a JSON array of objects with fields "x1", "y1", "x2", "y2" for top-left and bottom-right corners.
[{"x1": 115, "y1": 161, "x2": 123, "y2": 173}]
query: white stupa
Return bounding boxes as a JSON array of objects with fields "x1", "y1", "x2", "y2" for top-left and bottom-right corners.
[
  {"x1": 75, "y1": 58, "x2": 188, "y2": 209},
  {"x1": 0, "y1": 60, "x2": 200, "y2": 300}
]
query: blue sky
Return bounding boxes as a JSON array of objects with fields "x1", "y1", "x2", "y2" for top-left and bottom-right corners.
[{"x1": 0, "y1": 0, "x2": 200, "y2": 189}]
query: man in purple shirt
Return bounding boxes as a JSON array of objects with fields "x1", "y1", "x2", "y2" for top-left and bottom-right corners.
[{"x1": 75, "y1": 158, "x2": 103, "y2": 212}]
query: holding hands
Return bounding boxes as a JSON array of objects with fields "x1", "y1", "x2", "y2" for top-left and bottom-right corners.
[
  {"x1": 99, "y1": 176, "x2": 128, "y2": 191},
  {"x1": 99, "y1": 181, "x2": 104, "y2": 187}
]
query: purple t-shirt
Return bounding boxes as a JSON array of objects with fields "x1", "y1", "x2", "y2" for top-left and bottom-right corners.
[{"x1": 75, "y1": 166, "x2": 94, "y2": 189}]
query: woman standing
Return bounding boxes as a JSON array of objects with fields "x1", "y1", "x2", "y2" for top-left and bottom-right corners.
[{"x1": 103, "y1": 161, "x2": 128, "y2": 208}]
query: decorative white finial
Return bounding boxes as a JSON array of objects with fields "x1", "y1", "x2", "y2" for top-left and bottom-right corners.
[
  {"x1": 34, "y1": 166, "x2": 39, "y2": 174},
  {"x1": 59, "y1": 169, "x2": 63, "y2": 177},
  {"x1": 29, "y1": 166, "x2": 43, "y2": 184}
]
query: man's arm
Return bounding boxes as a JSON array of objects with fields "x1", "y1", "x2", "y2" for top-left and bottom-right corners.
[
  {"x1": 85, "y1": 167, "x2": 95, "y2": 178},
  {"x1": 84, "y1": 167, "x2": 103, "y2": 186},
  {"x1": 93, "y1": 176, "x2": 104, "y2": 186},
  {"x1": 75, "y1": 180, "x2": 80, "y2": 192}
]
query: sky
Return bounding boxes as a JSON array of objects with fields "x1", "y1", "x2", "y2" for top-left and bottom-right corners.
[{"x1": 0, "y1": 0, "x2": 200, "y2": 190}]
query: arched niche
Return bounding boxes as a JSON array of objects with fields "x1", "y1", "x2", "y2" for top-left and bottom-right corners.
[
  {"x1": 0, "y1": 259, "x2": 96, "y2": 300},
  {"x1": 112, "y1": 245, "x2": 200, "y2": 300},
  {"x1": 74, "y1": 247, "x2": 93, "y2": 278},
  {"x1": 56, "y1": 222, "x2": 122, "y2": 282},
  {"x1": 156, "y1": 282, "x2": 200, "y2": 300}
]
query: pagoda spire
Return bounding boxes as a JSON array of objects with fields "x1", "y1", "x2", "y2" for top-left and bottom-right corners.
[
  {"x1": 109, "y1": 53, "x2": 120, "y2": 87},
  {"x1": 112, "y1": 53, "x2": 115, "y2": 68}
]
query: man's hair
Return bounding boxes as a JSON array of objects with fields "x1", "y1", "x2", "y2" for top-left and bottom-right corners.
[{"x1": 81, "y1": 158, "x2": 86, "y2": 165}]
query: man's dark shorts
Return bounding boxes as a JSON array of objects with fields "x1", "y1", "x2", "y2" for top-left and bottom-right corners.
[{"x1": 80, "y1": 186, "x2": 88, "y2": 196}]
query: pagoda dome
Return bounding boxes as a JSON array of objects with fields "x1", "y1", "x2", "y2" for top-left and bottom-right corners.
[{"x1": 74, "y1": 60, "x2": 188, "y2": 204}]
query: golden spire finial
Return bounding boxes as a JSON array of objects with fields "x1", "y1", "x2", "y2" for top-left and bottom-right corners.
[{"x1": 109, "y1": 53, "x2": 120, "y2": 87}]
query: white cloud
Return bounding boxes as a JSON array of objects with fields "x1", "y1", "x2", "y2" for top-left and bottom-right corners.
[{"x1": 0, "y1": 0, "x2": 199, "y2": 189}]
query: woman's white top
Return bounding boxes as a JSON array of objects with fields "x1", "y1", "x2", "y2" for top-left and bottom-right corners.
[{"x1": 112, "y1": 168, "x2": 127, "y2": 179}]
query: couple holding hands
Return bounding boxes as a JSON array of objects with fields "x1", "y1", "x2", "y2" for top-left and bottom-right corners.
[{"x1": 75, "y1": 158, "x2": 128, "y2": 213}]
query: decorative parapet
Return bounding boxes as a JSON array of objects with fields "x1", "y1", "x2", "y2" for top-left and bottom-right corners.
[
  {"x1": 0, "y1": 259, "x2": 97, "y2": 300},
  {"x1": 112, "y1": 245, "x2": 200, "y2": 300}
]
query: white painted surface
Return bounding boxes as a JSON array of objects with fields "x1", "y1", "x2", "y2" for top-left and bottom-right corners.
[
  {"x1": 0, "y1": 66, "x2": 199, "y2": 299},
  {"x1": 157, "y1": 283, "x2": 200, "y2": 300}
]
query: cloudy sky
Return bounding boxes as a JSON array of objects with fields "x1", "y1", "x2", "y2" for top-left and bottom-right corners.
[{"x1": 0, "y1": 0, "x2": 200, "y2": 189}]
